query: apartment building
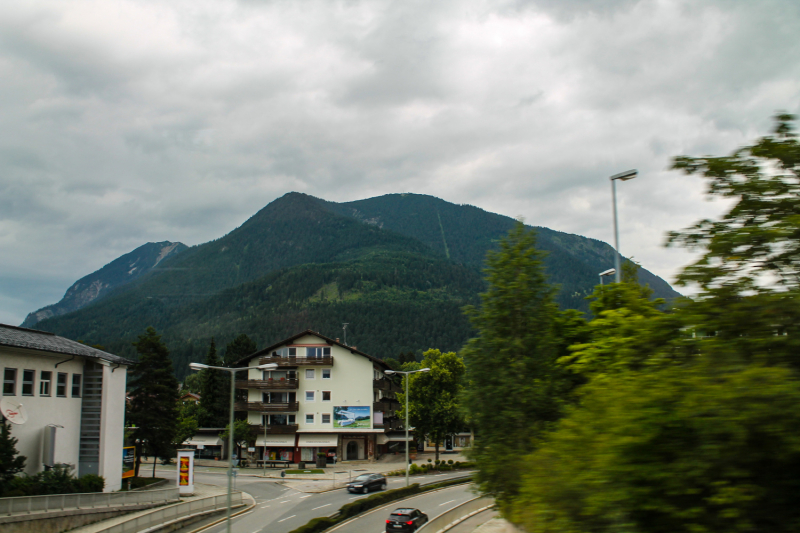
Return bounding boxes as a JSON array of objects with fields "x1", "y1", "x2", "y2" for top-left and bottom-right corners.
[
  {"x1": 234, "y1": 330, "x2": 406, "y2": 463},
  {"x1": 0, "y1": 324, "x2": 131, "y2": 492}
]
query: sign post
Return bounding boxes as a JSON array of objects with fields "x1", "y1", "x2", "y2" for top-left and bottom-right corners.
[{"x1": 177, "y1": 449, "x2": 195, "y2": 495}]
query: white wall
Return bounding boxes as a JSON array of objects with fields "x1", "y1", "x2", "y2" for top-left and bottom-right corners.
[
  {"x1": 0, "y1": 348, "x2": 84, "y2": 475},
  {"x1": 99, "y1": 363, "x2": 127, "y2": 491}
]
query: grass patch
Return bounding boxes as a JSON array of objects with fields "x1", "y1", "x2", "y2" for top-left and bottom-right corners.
[{"x1": 285, "y1": 469, "x2": 325, "y2": 474}]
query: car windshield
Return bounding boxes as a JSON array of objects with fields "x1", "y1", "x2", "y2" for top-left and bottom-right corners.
[
  {"x1": 391, "y1": 514, "x2": 410, "y2": 519},
  {"x1": 354, "y1": 475, "x2": 371, "y2": 481}
]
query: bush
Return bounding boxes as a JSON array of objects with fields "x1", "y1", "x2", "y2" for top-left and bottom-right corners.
[
  {"x1": 289, "y1": 516, "x2": 337, "y2": 533},
  {"x1": 427, "y1": 458, "x2": 432, "y2": 463},
  {"x1": 77, "y1": 474, "x2": 105, "y2": 493},
  {"x1": 339, "y1": 484, "x2": 421, "y2": 518},
  {"x1": 448, "y1": 459, "x2": 454, "y2": 465},
  {"x1": 0, "y1": 466, "x2": 106, "y2": 497},
  {"x1": 409, "y1": 464, "x2": 422, "y2": 475}
]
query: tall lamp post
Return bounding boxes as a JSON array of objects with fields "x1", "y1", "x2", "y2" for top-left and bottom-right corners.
[
  {"x1": 189, "y1": 361, "x2": 278, "y2": 533},
  {"x1": 384, "y1": 367, "x2": 430, "y2": 487},
  {"x1": 599, "y1": 268, "x2": 616, "y2": 287},
  {"x1": 610, "y1": 169, "x2": 637, "y2": 284}
]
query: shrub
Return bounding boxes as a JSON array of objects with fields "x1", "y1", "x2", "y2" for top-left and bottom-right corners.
[
  {"x1": 454, "y1": 461, "x2": 461, "y2": 468},
  {"x1": 427, "y1": 458, "x2": 432, "y2": 463},
  {"x1": 289, "y1": 516, "x2": 337, "y2": 533},
  {"x1": 448, "y1": 459, "x2": 454, "y2": 465},
  {"x1": 77, "y1": 474, "x2": 105, "y2": 493}
]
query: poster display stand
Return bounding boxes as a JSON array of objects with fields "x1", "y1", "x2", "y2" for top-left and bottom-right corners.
[{"x1": 177, "y1": 449, "x2": 195, "y2": 495}]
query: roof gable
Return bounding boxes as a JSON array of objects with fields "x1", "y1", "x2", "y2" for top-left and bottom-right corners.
[{"x1": 0, "y1": 323, "x2": 133, "y2": 365}]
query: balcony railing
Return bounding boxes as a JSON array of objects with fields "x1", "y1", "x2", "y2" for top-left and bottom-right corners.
[
  {"x1": 258, "y1": 355, "x2": 334, "y2": 367},
  {"x1": 374, "y1": 418, "x2": 404, "y2": 431},
  {"x1": 234, "y1": 401, "x2": 299, "y2": 412},
  {"x1": 250, "y1": 424, "x2": 298, "y2": 434},
  {"x1": 373, "y1": 378, "x2": 403, "y2": 393},
  {"x1": 235, "y1": 379, "x2": 299, "y2": 390}
]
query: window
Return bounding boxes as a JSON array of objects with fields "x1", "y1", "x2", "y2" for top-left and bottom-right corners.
[
  {"x1": 305, "y1": 369, "x2": 315, "y2": 379},
  {"x1": 322, "y1": 413, "x2": 331, "y2": 424},
  {"x1": 22, "y1": 370, "x2": 34, "y2": 396},
  {"x1": 322, "y1": 369, "x2": 331, "y2": 379},
  {"x1": 305, "y1": 391, "x2": 315, "y2": 402},
  {"x1": 272, "y1": 347, "x2": 297, "y2": 357},
  {"x1": 72, "y1": 374, "x2": 82, "y2": 397},
  {"x1": 307, "y1": 346, "x2": 330, "y2": 359},
  {"x1": 40, "y1": 371, "x2": 52, "y2": 396},
  {"x1": 264, "y1": 414, "x2": 296, "y2": 426},
  {"x1": 289, "y1": 347, "x2": 296, "y2": 356},
  {"x1": 57, "y1": 373, "x2": 68, "y2": 397},
  {"x1": 322, "y1": 391, "x2": 331, "y2": 401},
  {"x1": 305, "y1": 414, "x2": 314, "y2": 424},
  {"x1": 3, "y1": 368, "x2": 17, "y2": 396}
]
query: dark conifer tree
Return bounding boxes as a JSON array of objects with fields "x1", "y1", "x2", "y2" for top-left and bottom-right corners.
[
  {"x1": 0, "y1": 420, "x2": 26, "y2": 495},
  {"x1": 223, "y1": 334, "x2": 257, "y2": 366},
  {"x1": 128, "y1": 327, "x2": 180, "y2": 477},
  {"x1": 199, "y1": 338, "x2": 229, "y2": 428}
]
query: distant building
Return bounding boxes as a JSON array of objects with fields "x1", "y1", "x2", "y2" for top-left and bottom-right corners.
[
  {"x1": 0, "y1": 324, "x2": 132, "y2": 492},
  {"x1": 186, "y1": 330, "x2": 409, "y2": 463}
]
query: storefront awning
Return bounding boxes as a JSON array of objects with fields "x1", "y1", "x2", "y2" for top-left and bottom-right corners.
[
  {"x1": 298, "y1": 434, "x2": 339, "y2": 447},
  {"x1": 377, "y1": 433, "x2": 413, "y2": 445},
  {"x1": 256, "y1": 434, "x2": 296, "y2": 447},
  {"x1": 186, "y1": 435, "x2": 223, "y2": 446}
]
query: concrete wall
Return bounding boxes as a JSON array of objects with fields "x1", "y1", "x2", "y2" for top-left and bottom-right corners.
[{"x1": 99, "y1": 363, "x2": 127, "y2": 492}]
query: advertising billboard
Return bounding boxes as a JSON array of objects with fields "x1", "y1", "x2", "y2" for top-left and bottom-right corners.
[
  {"x1": 122, "y1": 447, "x2": 136, "y2": 479},
  {"x1": 333, "y1": 406, "x2": 371, "y2": 429}
]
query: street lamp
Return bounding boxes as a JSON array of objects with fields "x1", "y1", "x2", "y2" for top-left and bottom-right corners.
[
  {"x1": 384, "y1": 367, "x2": 430, "y2": 487},
  {"x1": 189, "y1": 361, "x2": 277, "y2": 533},
  {"x1": 599, "y1": 268, "x2": 616, "y2": 286},
  {"x1": 610, "y1": 169, "x2": 637, "y2": 284}
]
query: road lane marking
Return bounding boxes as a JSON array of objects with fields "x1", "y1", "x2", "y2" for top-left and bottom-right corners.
[
  {"x1": 260, "y1": 505, "x2": 270, "y2": 509},
  {"x1": 312, "y1": 504, "x2": 331, "y2": 510},
  {"x1": 279, "y1": 500, "x2": 291, "y2": 503},
  {"x1": 277, "y1": 515, "x2": 296, "y2": 523},
  {"x1": 300, "y1": 495, "x2": 312, "y2": 499},
  {"x1": 439, "y1": 499, "x2": 456, "y2": 506}
]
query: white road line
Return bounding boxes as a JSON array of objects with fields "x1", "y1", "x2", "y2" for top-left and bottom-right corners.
[
  {"x1": 439, "y1": 499, "x2": 456, "y2": 506},
  {"x1": 312, "y1": 504, "x2": 331, "y2": 510},
  {"x1": 300, "y1": 495, "x2": 312, "y2": 499},
  {"x1": 279, "y1": 500, "x2": 291, "y2": 503},
  {"x1": 260, "y1": 505, "x2": 270, "y2": 509},
  {"x1": 277, "y1": 515, "x2": 296, "y2": 523}
]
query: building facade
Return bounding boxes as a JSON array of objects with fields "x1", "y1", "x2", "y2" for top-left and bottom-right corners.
[
  {"x1": 0, "y1": 324, "x2": 131, "y2": 492},
  {"x1": 234, "y1": 330, "x2": 406, "y2": 463}
]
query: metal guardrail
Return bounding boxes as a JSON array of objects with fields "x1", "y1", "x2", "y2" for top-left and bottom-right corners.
[
  {"x1": 417, "y1": 496, "x2": 494, "y2": 533},
  {"x1": 96, "y1": 491, "x2": 244, "y2": 533},
  {"x1": 0, "y1": 487, "x2": 179, "y2": 517}
]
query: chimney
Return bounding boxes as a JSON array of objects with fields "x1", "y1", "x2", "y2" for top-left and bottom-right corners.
[{"x1": 336, "y1": 338, "x2": 340, "y2": 343}]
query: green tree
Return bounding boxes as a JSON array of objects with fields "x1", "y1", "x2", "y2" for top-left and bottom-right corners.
[
  {"x1": 398, "y1": 348, "x2": 466, "y2": 462},
  {"x1": 182, "y1": 372, "x2": 203, "y2": 394},
  {"x1": 223, "y1": 334, "x2": 257, "y2": 366},
  {"x1": 0, "y1": 420, "x2": 26, "y2": 496},
  {"x1": 199, "y1": 338, "x2": 229, "y2": 428},
  {"x1": 128, "y1": 327, "x2": 180, "y2": 477},
  {"x1": 461, "y1": 221, "x2": 566, "y2": 505},
  {"x1": 220, "y1": 419, "x2": 252, "y2": 460},
  {"x1": 174, "y1": 401, "x2": 203, "y2": 448}
]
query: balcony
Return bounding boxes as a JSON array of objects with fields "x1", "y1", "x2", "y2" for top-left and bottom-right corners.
[
  {"x1": 374, "y1": 418, "x2": 404, "y2": 431},
  {"x1": 259, "y1": 355, "x2": 334, "y2": 367},
  {"x1": 373, "y1": 378, "x2": 403, "y2": 393},
  {"x1": 235, "y1": 379, "x2": 299, "y2": 390},
  {"x1": 373, "y1": 399, "x2": 400, "y2": 413},
  {"x1": 235, "y1": 401, "x2": 300, "y2": 413},
  {"x1": 250, "y1": 424, "x2": 298, "y2": 434}
]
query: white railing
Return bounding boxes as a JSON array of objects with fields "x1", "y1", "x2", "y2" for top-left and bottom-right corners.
[
  {"x1": 417, "y1": 496, "x2": 494, "y2": 533},
  {"x1": 0, "y1": 488, "x2": 179, "y2": 517},
  {"x1": 97, "y1": 492, "x2": 244, "y2": 533}
]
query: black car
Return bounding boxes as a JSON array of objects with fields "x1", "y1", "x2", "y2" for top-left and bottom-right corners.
[
  {"x1": 346, "y1": 473, "x2": 387, "y2": 493},
  {"x1": 386, "y1": 508, "x2": 428, "y2": 532}
]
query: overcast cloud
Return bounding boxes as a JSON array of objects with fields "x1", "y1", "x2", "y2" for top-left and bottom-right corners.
[{"x1": 1, "y1": 0, "x2": 798, "y2": 325}]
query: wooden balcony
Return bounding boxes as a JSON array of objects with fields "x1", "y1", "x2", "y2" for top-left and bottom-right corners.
[
  {"x1": 374, "y1": 418, "x2": 404, "y2": 431},
  {"x1": 259, "y1": 355, "x2": 334, "y2": 367},
  {"x1": 235, "y1": 401, "x2": 299, "y2": 412},
  {"x1": 373, "y1": 378, "x2": 403, "y2": 393},
  {"x1": 235, "y1": 379, "x2": 299, "y2": 390},
  {"x1": 373, "y1": 399, "x2": 400, "y2": 414},
  {"x1": 250, "y1": 424, "x2": 298, "y2": 434}
]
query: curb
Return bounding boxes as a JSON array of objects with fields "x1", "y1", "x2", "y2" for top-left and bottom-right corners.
[
  {"x1": 436, "y1": 504, "x2": 495, "y2": 533},
  {"x1": 183, "y1": 492, "x2": 256, "y2": 533}
]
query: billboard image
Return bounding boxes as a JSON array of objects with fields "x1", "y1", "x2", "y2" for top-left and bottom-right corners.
[
  {"x1": 333, "y1": 406, "x2": 371, "y2": 429},
  {"x1": 122, "y1": 447, "x2": 136, "y2": 479}
]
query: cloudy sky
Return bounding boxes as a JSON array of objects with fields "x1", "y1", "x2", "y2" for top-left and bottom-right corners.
[{"x1": 1, "y1": 0, "x2": 798, "y2": 325}]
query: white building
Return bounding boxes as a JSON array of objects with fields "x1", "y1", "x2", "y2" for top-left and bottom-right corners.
[
  {"x1": 0, "y1": 324, "x2": 131, "y2": 492},
  {"x1": 233, "y1": 330, "x2": 406, "y2": 464}
]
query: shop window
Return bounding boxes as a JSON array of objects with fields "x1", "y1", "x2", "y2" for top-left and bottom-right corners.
[
  {"x1": 72, "y1": 374, "x2": 82, "y2": 397},
  {"x1": 56, "y1": 373, "x2": 68, "y2": 397},
  {"x1": 40, "y1": 371, "x2": 52, "y2": 396},
  {"x1": 3, "y1": 368, "x2": 17, "y2": 395},
  {"x1": 22, "y1": 370, "x2": 34, "y2": 396}
]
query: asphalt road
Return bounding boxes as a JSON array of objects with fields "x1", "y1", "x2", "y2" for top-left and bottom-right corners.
[{"x1": 157, "y1": 468, "x2": 474, "y2": 533}]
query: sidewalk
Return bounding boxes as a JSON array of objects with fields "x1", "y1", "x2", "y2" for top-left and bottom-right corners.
[{"x1": 68, "y1": 484, "x2": 233, "y2": 533}]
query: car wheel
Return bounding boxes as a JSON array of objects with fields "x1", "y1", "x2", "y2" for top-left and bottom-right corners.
[
  {"x1": 381, "y1": 482, "x2": 387, "y2": 490},
  {"x1": 362, "y1": 486, "x2": 368, "y2": 494}
]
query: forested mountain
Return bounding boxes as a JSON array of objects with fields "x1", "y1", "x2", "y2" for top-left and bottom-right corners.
[
  {"x1": 22, "y1": 241, "x2": 187, "y2": 328},
  {"x1": 30, "y1": 192, "x2": 681, "y2": 379}
]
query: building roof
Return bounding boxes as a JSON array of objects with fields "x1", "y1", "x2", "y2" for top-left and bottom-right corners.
[
  {"x1": 235, "y1": 329, "x2": 390, "y2": 370},
  {"x1": 0, "y1": 323, "x2": 133, "y2": 365}
]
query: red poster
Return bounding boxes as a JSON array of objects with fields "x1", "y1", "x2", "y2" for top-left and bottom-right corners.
[{"x1": 179, "y1": 456, "x2": 189, "y2": 486}]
